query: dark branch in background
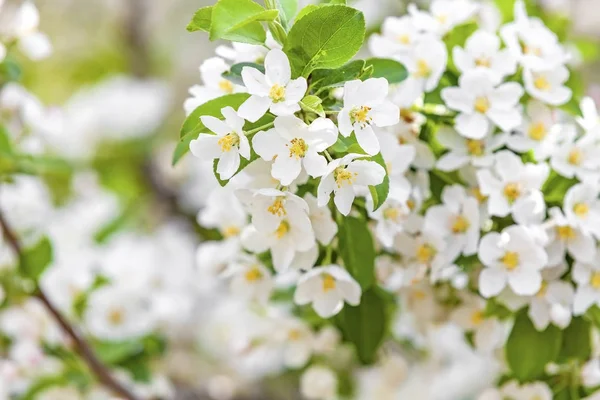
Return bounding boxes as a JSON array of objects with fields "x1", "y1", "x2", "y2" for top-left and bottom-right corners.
[{"x1": 0, "y1": 211, "x2": 142, "y2": 400}]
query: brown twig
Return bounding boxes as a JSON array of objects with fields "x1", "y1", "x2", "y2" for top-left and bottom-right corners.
[{"x1": 0, "y1": 211, "x2": 142, "y2": 400}]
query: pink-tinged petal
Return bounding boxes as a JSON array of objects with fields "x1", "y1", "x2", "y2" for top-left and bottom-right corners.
[
  {"x1": 200, "y1": 115, "x2": 231, "y2": 135},
  {"x1": 347, "y1": 160, "x2": 386, "y2": 186},
  {"x1": 371, "y1": 101, "x2": 400, "y2": 127},
  {"x1": 303, "y1": 151, "x2": 327, "y2": 178},
  {"x1": 189, "y1": 135, "x2": 221, "y2": 159},
  {"x1": 241, "y1": 67, "x2": 269, "y2": 96},
  {"x1": 265, "y1": 49, "x2": 291, "y2": 85},
  {"x1": 252, "y1": 129, "x2": 284, "y2": 161},
  {"x1": 334, "y1": 185, "x2": 355, "y2": 216},
  {"x1": 216, "y1": 150, "x2": 240, "y2": 180},
  {"x1": 238, "y1": 95, "x2": 271, "y2": 123},
  {"x1": 478, "y1": 267, "x2": 507, "y2": 298},
  {"x1": 354, "y1": 124, "x2": 380, "y2": 155},
  {"x1": 455, "y1": 113, "x2": 489, "y2": 139},
  {"x1": 285, "y1": 78, "x2": 308, "y2": 104},
  {"x1": 272, "y1": 154, "x2": 302, "y2": 186}
]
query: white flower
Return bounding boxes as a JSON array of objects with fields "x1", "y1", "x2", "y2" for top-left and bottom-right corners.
[
  {"x1": 317, "y1": 154, "x2": 386, "y2": 216},
  {"x1": 195, "y1": 240, "x2": 240, "y2": 284},
  {"x1": 423, "y1": 185, "x2": 480, "y2": 257},
  {"x1": 564, "y1": 183, "x2": 600, "y2": 239},
  {"x1": 300, "y1": 366, "x2": 338, "y2": 400},
  {"x1": 216, "y1": 32, "x2": 280, "y2": 64},
  {"x1": 396, "y1": 231, "x2": 450, "y2": 281},
  {"x1": 502, "y1": 381, "x2": 553, "y2": 400},
  {"x1": 304, "y1": 193, "x2": 337, "y2": 246},
  {"x1": 229, "y1": 259, "x2": 273, "y2": 304},
  {"x1": 379, "y1": 131, "x2": 416, "y2": 192},
  {"x1": 577, "y1": 97, "x2": 600, "y2": 131},
  {"x1": 338, "y1": 78, "x2": 399, "y2": 155},
  {"x1": 551, "y1": 125, "x2": 600, "y2": 181},
  {"x1": 527, "y1": 280, "x2": 573, "y2": 331},
  {"x1": 0, "y1": 1, "x2": 52, "y2": 60},
  {"x1": 369, "y1": 192, "x2": 412, "y2": 248},
  {"x1": 239, "y1": 188, "x2": 309, "y2": 234},
  {"x1": 506, "y1": 101, "x2": 557, "y2": 161},
  {"x1": 478, "y1": 225, "x2": 547, "y2": 297},
  {"x1": 450, "y1": 295, "x2": 505, "y2": 352},
  {"x1": 238, "y1": 49, "x2": 307, "y2": 122},
  {"x1": 276, "y1": 318, "x2": 314, "y2": 369},
  {"x1": 436, "y1": 126, "x2": 507, "y2": 171},
  {"x1": 476, "y1": 151, "x2": 549, "y2": 218},
  {"x1": 395, "y1": 35, "x2": 447, "y2": 106},
  {"x1": 408, "y1": 0, "x2": 479, "y2": 35},
  {"x1": 545, "y1": 207, "x2": 596, "y2": 265},
  {"x1": 523, "y1": 65, "x2": 572, "y2": 106},
  {"x1": 294, "y1": 265, "x2": 361, "y2": 318},
  {"x1": 453, "y1": 30, "x2": 517, "y2": 81},
  {"x1": 252, "y1": 115, "x2": 338, "y2": 185},
  {"x1": 189, "y1": 106, "x2": 250, "y2": 180},
  {"x1": 441, "y1": 69, "x2": 523, "y2": 139},
  {"x1": 573, "y1": 259, "x2": 600, "y2": 315},
  {"x1": 184, "y1": 57, "x2": 245, "y2": 115},
  {"x1": 368, "y1": 16, "x2": 424, "y2": 58},
  {"x1": 198, "y1": 187, "x2": 248, "y2": 239},
  {"x1": 582, "y1": 359, "x2": 600, "y2": 388}
]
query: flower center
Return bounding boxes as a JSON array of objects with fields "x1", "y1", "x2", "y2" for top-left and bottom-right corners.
[
  {"x1": 470, "y1": 187, "x2": 487, "y2": 203},
  {"x1": 397, "y1": 34, "x2": 410, "y2": 44},
  {"x1": 108, "y1": 308, "x2": 124, "y2": 326},
  {"x1": 556, "y1": 225, "x2": 575, "y2": 240},
  {"x1": 501, "y1": 251, "x2": 519, "y2": 270},
  {"x1": 268, "y1": 197, "x2": 287, "y2": 217},
  {"x1": 533, "y1": 75, "x2": 551, "y2": 91},
  {"x1": 219, "y1": 79, "x2": 234, "y2": 93},
  {"x1": 475, "y1": 57, "x2": 491, "y2": 67},
  {"x1": 245, "y1": 266, "x2": 263, "y2": 282},
  {"x1": 451, "y1": 215, "x2": 470, "y2": 234},
  {"x1": 414, "y1": 59, "x2": 431, "y2": 78},
  {"x1": 536, "y1": 281, "x2": 548, "y2": 298},
  {"x1": 222, "y1": 225, "x2": 240, "y2": 238},
  {"x1": 322, "y1": 274, "x2": 336, "y2": 292},
  {"x1": 334, "y1": 167, "x2": 357, "y2": 188},
  {"x1": 503, "y1": 183, "x2": 521, "y2": 203},
  {"x1": 383, "y1": 207, "x2": 401, "y2": 222},
  {"x1": 269, "y1": 84, "x2": 286, "y2": 102},
  {"x1": 568, "y1": 148, "x2": 583, "y2": 165},
  {"x1": 416, "y1": 243, "x2": 436, "y2": 264},
  {"x1": 573, "y1": 202, "x2": 589, "y2": 218},
  {"x1": 288, "y1": 138, "x2": 308, "y2": 159},
  {"x1": 217, "y1": 132, "x2": 240, "y2": 152},
  {"x1": 470, "y1": 310, "x2": 484, "y2": 326},
  {"x1": 407, "y1": 199, "x2": 416, "y2": 210},
  {"x1": 466, "y1": 139, "x2": 485, "y2": 156},
  {"x1": 523, "y1": 44, "x2": 543, "y2": 56},
  {"x1": 288, "y1": 329, "x2": 302, "y2": 341},
  {"x1": 350, "y1": 106, "x2": 372, "y2": 126},
  {"x1": 400, "y1": 108, "x2": 416, "y2": 124},
  {"x1": 275, "y1": 220, "x2": 289, "y2": 239},
  {"x1": 591, "y1": 272, "x2": 600, "y2": 289},
  {"x1": 474, "y1": 96, "x2": 490, "y2": 114},
  {"x1": 436, "y1": 14, "x2": 448, "y2": 24},
  {"x1": 528, "y1": 122, "x2": 547, "y2": 141}
]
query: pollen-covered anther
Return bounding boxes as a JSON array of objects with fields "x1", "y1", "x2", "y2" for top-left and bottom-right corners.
[
  {"x1": 267, "y1": 197, "x2": 287, "y2": 217},
  {"x1": 334, "y1": 167, "x2": 357, "y2": 188},
  {"x1": 217, "y1": 132, "x2": 240, "y2": 152},
  {"x1": 350, "y1": 106, "x2": 372, "y2": 127},
  {"x1": 269, "y1": 83, "x2": 286, "y2": 102},
  {"x1": 288, "y1": 137, "x2": 308, "y2": 159}
]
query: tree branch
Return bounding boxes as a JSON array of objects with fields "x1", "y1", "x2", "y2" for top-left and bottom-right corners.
[{"x1": 0, "y1": 211, "x2": 142, "y2": 400}]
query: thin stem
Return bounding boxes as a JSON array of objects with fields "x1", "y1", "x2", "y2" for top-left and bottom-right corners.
[
  {"x1": 323, "y1": 150, "x2": 333, "y2": 162},
  {"x1": 245, "y1": 121, "x2": 275, "y2": 136},
  {"x1": 0, "y1": 211, "x2": 141, "y2": 400}
]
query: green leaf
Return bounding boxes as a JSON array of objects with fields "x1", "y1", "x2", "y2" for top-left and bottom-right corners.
[
  {"x1": 187, "y1": 6, "x2": 213, "y2": 32},
  {"x1": 268, "y1": 20, "x2": 287, "y2": 46},
  {"x1": 20, "y1": 237, "x2": 53, "y2": 281},
  {"x1": 506, "y1": 309, "x2": 563, "y2": 382},
  {"x1": 337, "y1": 215, "x2": 376, "y2": 289},
  {"x1": 559, "y1": 317, "x2": 591, "y2": 362},
  {"x1": 311, "y1": 60, "x2": 365, "y2": 91},
  {"x1": 210, "y1": 0, "x2": 278, "y2": 45},
  {"x1": 364, "y1": 58, "x2": 408, "y2": 84},
  {"x1": 0, "y1": 125, "x2": 13, "y2": 153},
  {"x1": 294, "y1": 4, "x2": 319, "y2": 22},
  {"x1": 274, "y1": 0, "x2": 298, "y2": 29},
  {"x1": 300, "y1": 95, "x2": 324, "y2": 117},
  {"x1": 94, "y1": 340, "x2": 145, "y2": 365},
  {"x1": 368, "y1": 153, "x2": 389, "y2": 212},
  {"x1": 336, "y1": 288, "x2": 386, "y2": 364},
  {"x1": 222, "y1": 62, "x2": 265, "y2": 86},
  {"x1": 283, "y1": 5, "x2": 365, "y2": 78},
  {"x1": 329, "y1": 0, "x2": 347, "y2": 3}
]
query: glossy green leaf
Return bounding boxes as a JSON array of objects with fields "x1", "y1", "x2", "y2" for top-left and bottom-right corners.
[
  {"x1": 294, "y1": 4, "x2": 319, "y2": 22},
  {"x1": 187, "y1": 6, "x2": 213, "y2": 32},
  {"x1": 337, "y1": 215, "x2": 376, "y2": 289},
  {"x1": 506, "y1": 310, "x2": 562, "y2": 382},
  {"x1": 274, "y1": 0, "x2": 297, "y2": 29},
  {"x1": 300, "y1": 95, "x2": 324, "y2": 117},
  {"x1": 20, "y1": 237, "x2": 53, "y2": 281},
  {"x1": 558, "y1": 317, "x2": 591, "y2": 362},
  {"x1": 283, "y1": 5, "x2": 365, "y2": 78},
  {"x1": 336, "y1": 288, "x2": 386, "y2": 364},
  {"x1": 368, "y1": 152, "x2": 390, "y2": 212},
  {"x1": 222, "y1": 62, "x2": 265, "y2": 86},
  {"x1": 364, "y1": 58, "x2": 408, "y2": 84},
  {"x1": 311, "y1": 60, "x2": 365, "y2": 91},
  {"x1": 210, "y1": 0, "x2": 278, "y2": 45}
]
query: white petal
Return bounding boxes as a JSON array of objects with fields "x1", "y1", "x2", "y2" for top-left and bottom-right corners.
[
  {"x1": 437, "y1": 152, "x2": 469, "y2": 171},
  {"x1": 217, "y1": 150, "x2": 240, "y2": 180},
  {"x1": 265, "y1": 49, "x2": 291, "y2": 85},
  {"x1": 574, "y1": 286, "x2": 598, "y2": 316},
  {"x1": 222, "y1": 106, "x2": 245, "y2": 133},
  {"x1": 478, "y1": 232, "x2": 504, "y2": 266},
  {"x1": 317, "y1": 175, "x2": 336, "y2": 207},
  {"x1": 271, "y1": 242, "x2": 296, "y2": 272},
  {"x1": 189, "y1": 135, "x2": 221, "y2": 159},
  {"x1": 441, "y1": 87, "x2": 472, "y2": 113},
  {"x1": 508, "y1": 269, "x2": 542, "y2": 296},
  {"x1": 334, "y1": 185, "x2": 355, "y2": 215},
  {"x1": 303, "y1": 151, "x2": 328, "y2": 178},
  {"x1": 455, "y1": 113, "x2": 489, "y2": 139},
  {"x1": 201, "y1": 115, "x2": 231, "y2": 135},
  {"x1": 338, "y1": 280, "x2": 361, "y2": 305},
  {"x1": 285, "y1": 78, "x2": 308, "y2": 104},
  {"x1": 238, "y1": 95, "x2": 271, "y2": 123},
  {"x1": 241, "y1": 67, "x2": 269, "y2": 96},
  {"x1": 478, "y1": 267, "x2": 507, "y2": 298},
  {"x1": 354, "y1": 124, "x2": 380, "y2": 155},
  {"x1": 252, "y1": 129, "x2": 285, "y2": 161},
  {"x1": 272, "y1": 154, "x2": 302, "y2": 186},
  {"x1": 371, "y1": 101, "x2": 400, "y2": 127},
  {"x1": 338, "y1": 109, "x2": 353, "y2": 137},
  {"x1": 313, "y1": 291, "x2": 345, "y2": 318},
  {"x1": 270, "y1": 101, "x2": 300, "y2": 116},
  {"x1": 347, "y1": 160, "x2": 386, "y2": 186}
]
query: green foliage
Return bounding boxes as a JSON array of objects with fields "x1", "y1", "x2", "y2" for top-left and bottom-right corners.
[
  {"x1": 336, "y1": 288, "x2": 387, "y2": 364},
  {"x1": 506, "y1": 310, "x2": 563, "y2": 382},
  {"x1": 364, "y1": 58, "x2": 408, "y2": 84},
  {"x1": 558, "y1": 317, "x2": 592, "y2": 362},
  {"x1": 300, "y1": 95, "x2": 325, "y2": 117},
  {"x1": 337, "y1": 215, "x2": 376, "y2": 289},
  {"x1": 20, "y1": 237, "x2": 53, "y2": 281},
  {"x1": 187, "y1": 6, "x2": 213, "y2": 32},
  {"x1": 273, "y1": 0, "x2": 298, "y2": 29},
  {"x1": 311, "y1": 60, "x2": 366, "y2": 92},
  {"x1": 222, "y1": 62, "x2": 265, "y2": 86},
  {"x1": 283, "y1": 5, "x2": 365, "y2": 78},
  {"x1": 368, "y1": 152, "x2": 390, "y2": 212}
]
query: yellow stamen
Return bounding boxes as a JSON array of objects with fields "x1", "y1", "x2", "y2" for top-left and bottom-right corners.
[
  {"x1": 470, "y1": 187, "x2": 487, "y2": 203},
  {"x1": 556, "y1": 225, "x2": 575, "y2": 240},
  {"x1": 400, "y1": 108, "x2": 416, "y2": 124},
  {"x1": 350, "y1": 106, "x2": 372, "y2": 126},
  {"x1": 416, "y1": 244, "x2": 436, "y2": 264},
  {"x1": 275, "y1": 220, "x2": 289, "y2": 239},
  {"x1": 568, "y1": 148, "x2": 582, "y2": 165},
  {"x1": 397, "y1": 34, "x2": 410, "y2": 44},
  {"x1": 383, "y1": 207, "x2": 400, "y2": 222},
  {"x1": 451, "y1": 215, "x2": 470, "y2": 234},
  {"x1": 334, "y1": 167, "x2": 357, "y2": 188},
  {"x1": 591, "y1": 272, "x2": 600, "y2": 289},
  {"x1": 574, "y1": 203, "x2": 589, "y2": 218},
  {"x1": 288, "y1": 329, "x2": 302, "y2": 341},
  {"x1": 288, "y1": 138, "x2": 308, "y2": 159},
  {"x1": 414, "y1": 59, "x2": 431, "y2": 78},
  {"x1": 219, "y1": 79, "x2": 234, "y2": 93},
  {"x1": 108, "y1": 309, "x2": 124, "y2": 325},
  {"x1": 217, "y1": 133, "x2": 240, "y2": 152},
  {"x1": 268, "y1": 197, "x2": 286, "y2": 217},
  {"x1": 322, "y1": 274, "x2": 336, "y2": 292},
  {"x1": 503, "y1": 183, "x2": 521, "y2": 203},
  {"x1": 474, "y1": 97, "x2": 490, "y2": 114},
  {"x1": 470, "y1": 310, "x2": 484, "y2": 326},
  {"x1": 475, "y1": 57, "x2": 491, "y2": 68},
  {"x1": 269, "y1": 84, "x2": 286, "y2": 102},
  {"x1": 466, "y1": 139, "x2": 485, "y2": 156},
  {"x1": 501, "y1": 251, "x2": 519, "y2": 270},
  {"x1": 534, "y1": 75, "x2": 551, "y2": 91},
  {"x1": 222, "y1": 225, "x2": 240, "y2": 238},
  {"x1": 536, "y1": 281, "x2": 548, "y2": 298},
  {"x1": 523, "y1": 45, "x2": 542, "y2": 56},
  {"x1": 407, "y1": 199, "x2": 416, "y2": 210},
  {"x1": 245, "y1": 266, "x2": 264, "y2": 282},
  {"x1": 528, "y1": 122, "x2": 547, "y2": 141},
  {"x1": 437, "y1": 14, "x2": 448, "y2": 24}
]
